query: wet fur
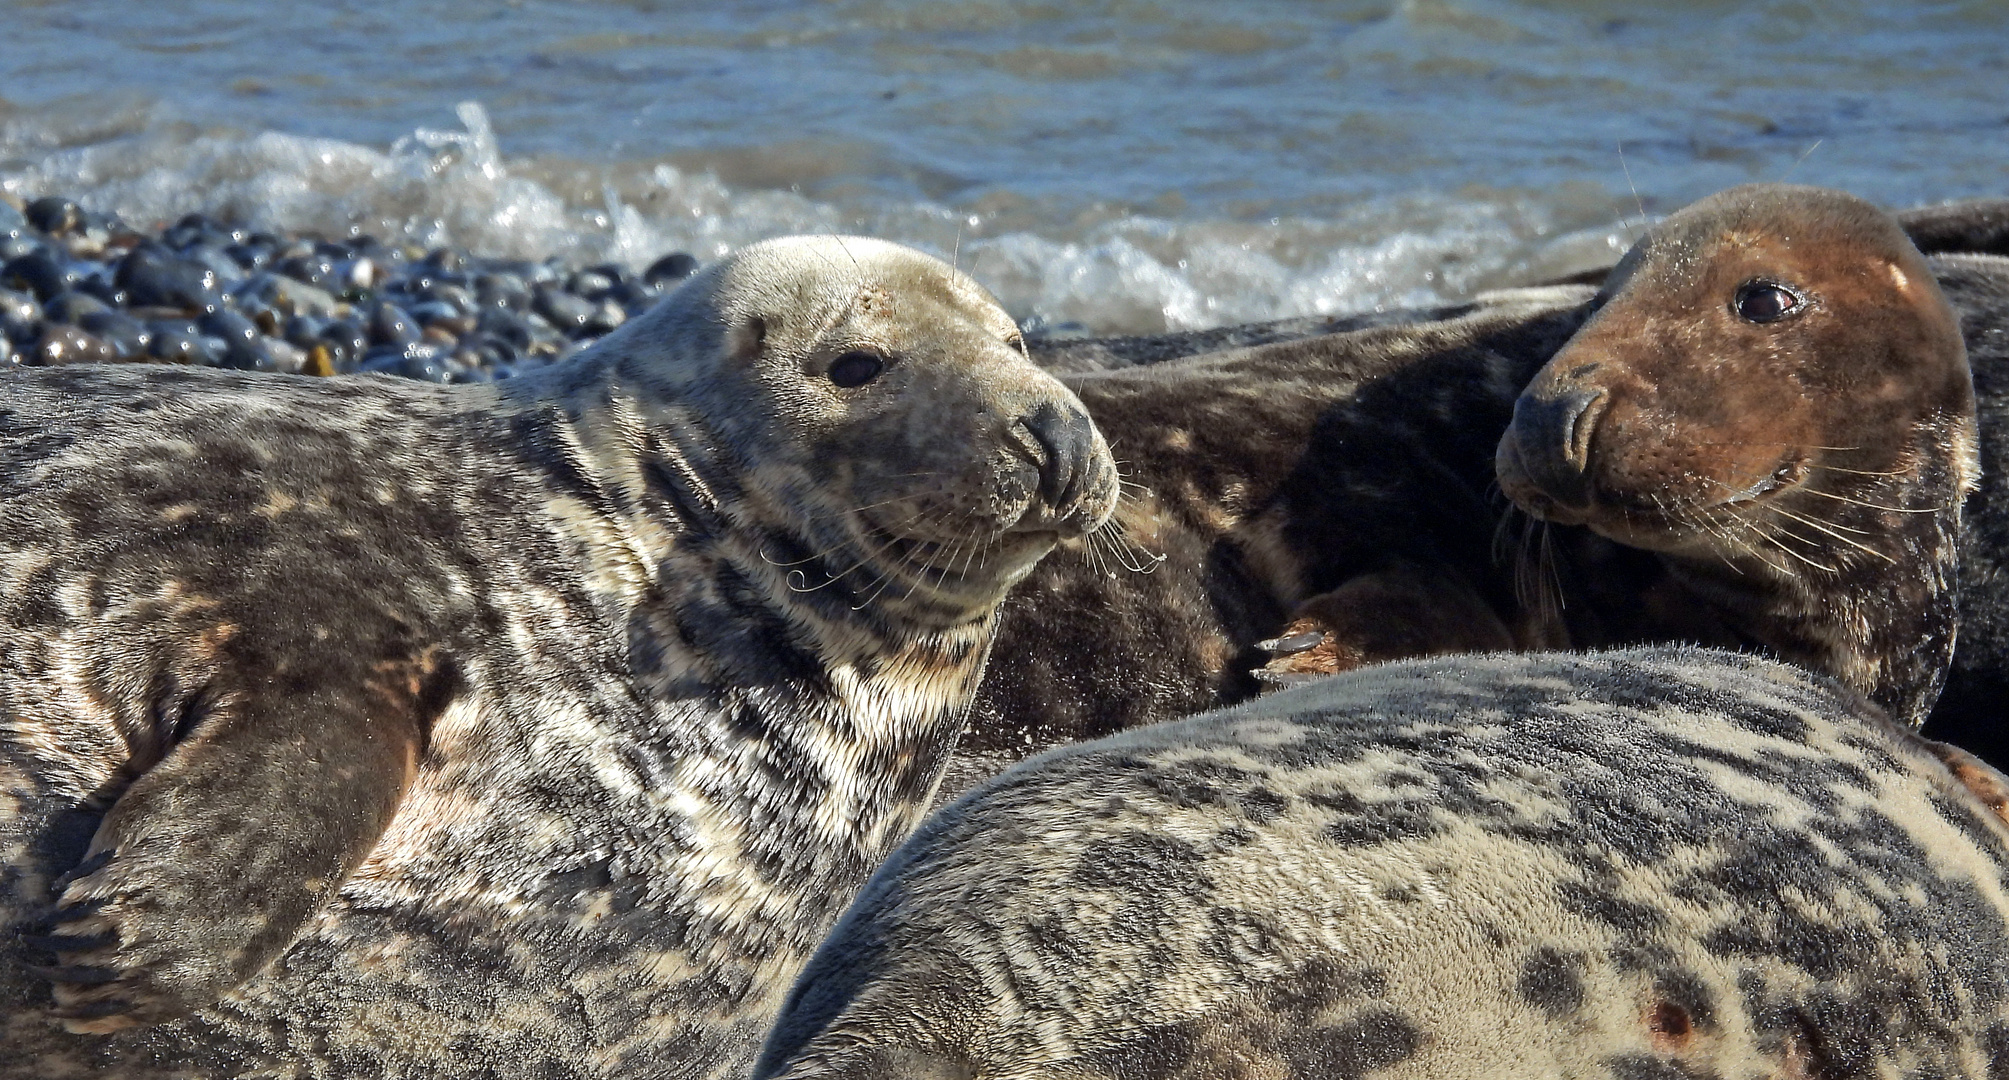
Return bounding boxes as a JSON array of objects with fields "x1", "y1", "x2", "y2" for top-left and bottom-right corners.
[
  {"x1": 761, "y1": 648, "x2": 2009, "y2": 1080},
  {"x1": 0, "y1": 236, "x2": 1117, "y2": 1077}
]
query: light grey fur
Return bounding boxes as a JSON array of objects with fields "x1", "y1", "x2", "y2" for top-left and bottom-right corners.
[{"x1": 761, "y1": 647, "x2": 2009, "y2": 1080}]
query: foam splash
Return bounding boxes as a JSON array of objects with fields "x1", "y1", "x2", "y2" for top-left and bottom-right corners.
[{"x1": 0, "y1": 102, "x2": 1638, "y2": 335}]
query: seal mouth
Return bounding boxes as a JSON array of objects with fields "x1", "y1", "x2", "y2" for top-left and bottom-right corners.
[
  {"x1": 858, "y1": 515, "x2": 1052, "y2": 594},
  {"x1": 1582, "y1": 453, "x2": 1810, "y2": 550}
]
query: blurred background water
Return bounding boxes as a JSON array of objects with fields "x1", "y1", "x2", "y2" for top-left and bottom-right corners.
[{"x1": 1, "y1": 0, "x2": 2002, "y2": 333}]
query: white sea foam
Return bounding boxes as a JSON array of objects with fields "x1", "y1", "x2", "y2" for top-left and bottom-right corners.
[{"x1": 0, "y1": 103, "x2": 1639, "y2": 335}]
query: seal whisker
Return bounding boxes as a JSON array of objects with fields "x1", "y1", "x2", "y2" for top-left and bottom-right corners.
[
  {"x1": 1095, "y1": 515, "x2": 1166, "y2": 574},
  {"x1": 1746, "y1": 519, "x2": 1843, "y2": 574},
  {"x1": 1680, "y1": 441, "x2": 1862, "y2": 452},
  {"x1": 1764, "y1": 505, "x2": 1898, "y2": 564},
  {"x1": 1687, "y1": 473, "x2": 1895, "y2": 563},
  {"x1": 1795, "y1": 486, "x2": 1943, "y2": 514},
  {"x1": 1706, "y1": 507, "x2": 1813, "y2": 575},
  {"x1": 1663, "y1": 494, "x2": 1756, "y2": 575},
  {"x1": 1807, "y1": 463, "x2": 1909, "y2": 477}
]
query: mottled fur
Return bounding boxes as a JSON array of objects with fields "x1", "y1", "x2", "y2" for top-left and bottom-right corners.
[
  {"x1": 760, "y1": 648, "x2": 2009, "y2": 1080},
  {"x1": 0, "y1": 236, "x2": 1117, "y2": 1077},
  {"x1": 949, "y1": 290, "x2": 1591, "y2": 791},
  {"x1": 1926, "y1": 251, "x2": 2009, "y2": 765}
]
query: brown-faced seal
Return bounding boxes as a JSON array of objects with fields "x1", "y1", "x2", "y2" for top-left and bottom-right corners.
[
  {"x1": 1495, "y1": 183, "x2": 1976, "y2": 727},
  {"x1": 0, "y1": 235, "x2": 1118, "y2": 1077},
  {"x1": 757, "y1": 647, "x2": 2009, "y2": 1080},
  {"x1": 1518, "y1": 194, "x2": 2009, "y2": 765},
  {"x1": 951, "y1": 185, "x2": 1975, "y2": 795}
]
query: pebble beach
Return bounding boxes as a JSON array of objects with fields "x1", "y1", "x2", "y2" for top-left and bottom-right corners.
[{"x1": 0, "y1": 193, "x2": 700, "y2": 383}]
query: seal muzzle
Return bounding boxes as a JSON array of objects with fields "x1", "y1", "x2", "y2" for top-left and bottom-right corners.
[
  {"x1": 1497, "y1": 385, "x2": 1607, "y2": 521},
  {"x1": 1019, "y1": 400, "x2": 1101, "y2": 519}
]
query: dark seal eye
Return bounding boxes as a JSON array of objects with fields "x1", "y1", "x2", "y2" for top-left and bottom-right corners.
[
  {"x1": 1734, "y1": 281, "x2": 1801, "y2": 324},
  {"x1": 827, "y1": 350, "x2": 885, "y2": 388}
]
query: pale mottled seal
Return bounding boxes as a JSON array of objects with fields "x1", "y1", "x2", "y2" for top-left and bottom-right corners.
[
  {"x1": 758, "y1": 646, "x2": 2009, "y2": 1080},
  {"x1": 0, "y1": 235, "x2": 1117, "y2": 1077},
  {"x1": 1496, "y1": 183, "x2": 1977, "y2": 728}
]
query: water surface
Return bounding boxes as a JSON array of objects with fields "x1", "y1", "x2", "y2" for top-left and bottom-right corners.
[{"x1": 2, "y1": 0, "x2": 2001, "y2": 331}]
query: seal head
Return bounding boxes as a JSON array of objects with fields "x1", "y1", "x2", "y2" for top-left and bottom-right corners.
[
  {"x1": 1496, "y1": 183, "x2": 1976, "y2": 724},
  {"x1": 588, "y1": 235, "x2": 1115, "y2": 628}
]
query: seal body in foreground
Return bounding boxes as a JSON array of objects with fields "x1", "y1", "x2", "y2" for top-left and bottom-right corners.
[
  {"x1": 0, "y1": 236, "x2": 1118, "y2": 1077},
  {"x1": 759, "y1": 647, "x2": 2009, "y2": 1080}
]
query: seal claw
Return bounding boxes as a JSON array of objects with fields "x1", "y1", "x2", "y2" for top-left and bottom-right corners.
[{"x1": 1258, "y1": 630, "x2": 1327, "y2": 656}]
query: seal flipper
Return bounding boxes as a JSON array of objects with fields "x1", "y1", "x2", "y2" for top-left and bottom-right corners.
[
  {"x1": 35, "y1": 656, "x2": 453, "y2": 1032},
  {"x1": 1253, "y1": 566, "x2": 1514, "y2": 688}
]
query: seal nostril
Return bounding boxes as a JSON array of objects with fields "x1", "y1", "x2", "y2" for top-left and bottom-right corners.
[
  {"x1": 1564, "y1": 389, "x2": 1608, "y2": 473},
  {"x1": 1505, "y1": 387, "x2": 1608, "y2": 512},
  {"x1": 1019, "y1": 401, "x2": 1096, "y2": 512}
]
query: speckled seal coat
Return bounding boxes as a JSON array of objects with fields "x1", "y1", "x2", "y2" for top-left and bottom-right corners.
[
  {"x1": 0, "y1": 236, "x2": 1117, "y2": 1077},
  {"x1": 758, "y1": 647, "x2": 2009, "y2": 1080}
]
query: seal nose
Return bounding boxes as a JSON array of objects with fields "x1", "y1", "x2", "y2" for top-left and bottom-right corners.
[
  {"x1": 1019, "y1": 401, "x2": 1098, "y2": 514},
  {"x1": 1500, "y1": 387, "x2": 1608, "y2": 515}
]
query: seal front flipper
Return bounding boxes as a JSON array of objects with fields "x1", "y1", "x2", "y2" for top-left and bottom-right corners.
[
  {"x1": 34, "y1": 653, "x2": 455, "y2": 1032},
  {"x1": 1253, "y1": 565, "x2": 1513, "y2": 688}
]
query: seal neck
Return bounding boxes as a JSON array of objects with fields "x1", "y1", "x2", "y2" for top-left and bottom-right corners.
[
  {"x1": 1654, "y1": 411, "x2": 1972, "y2": 727},
  {"x1": 510, "y1": 370, "x2": 1003, "y2": 820}
]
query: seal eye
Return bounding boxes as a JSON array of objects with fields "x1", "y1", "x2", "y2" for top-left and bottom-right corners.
[
  {"x1": 1734, "y1": 282, "x2": 1801, "y2": 324},
  {"x1": 828, "y1": 350, "x2": 886, "y2": 388}
]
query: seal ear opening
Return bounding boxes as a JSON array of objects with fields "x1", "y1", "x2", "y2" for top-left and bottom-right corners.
[{"x1": 730, "y1": 316, "x2": 768, "y2": 362}]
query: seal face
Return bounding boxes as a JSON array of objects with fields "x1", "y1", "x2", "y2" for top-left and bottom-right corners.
[
  {"x1": 758, "y1": 647, "x2": 2009, "y2": 1080},
  {"x1": 0, "y1": 236, "x2": 1117, "y2": 1077},
  {"x1": 1495, "y1": 183, "x2": 1976, "y2": 727}
]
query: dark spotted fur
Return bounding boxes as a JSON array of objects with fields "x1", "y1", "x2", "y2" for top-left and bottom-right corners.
[{"x1": 759, "y1": 648, "x2": 2009, "y2": 1080}]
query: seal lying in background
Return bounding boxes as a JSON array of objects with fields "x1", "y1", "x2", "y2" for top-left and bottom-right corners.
[
  {"x1": 947, "y1": 288, "x2": 1591, "y2": 790},
  {"x1": 0, "y1": 236, "x2": 1117, "y2": 1078},
  {"x1": 954, "y1": 184, "x2": 1974, "y2": 791},
  {"x1": 758, "y1": 647, "x2": 2009, "y2": 1080},
  {"x1": 1491, "y1": 183, "x2": 1975, "y2": 728}
]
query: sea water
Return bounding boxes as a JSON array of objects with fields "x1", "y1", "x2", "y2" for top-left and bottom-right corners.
[{"x1": 1, "y1": 0, "x2": 2002, "y2": 334}]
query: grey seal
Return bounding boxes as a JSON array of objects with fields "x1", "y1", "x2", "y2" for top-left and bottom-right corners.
[
  {"x1": 951, "y1": 185, "x2": 1976, "y2": 796},
  {"x1": 1496, "y1": 183, "x2": 1977, "y2": 727},
  {"x1": 0, "y1": 235, "x2": 1117, "y2": 1077},
  {"x1": 758, "y1": 647, "x2": 2009, "y2": 1080}
]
